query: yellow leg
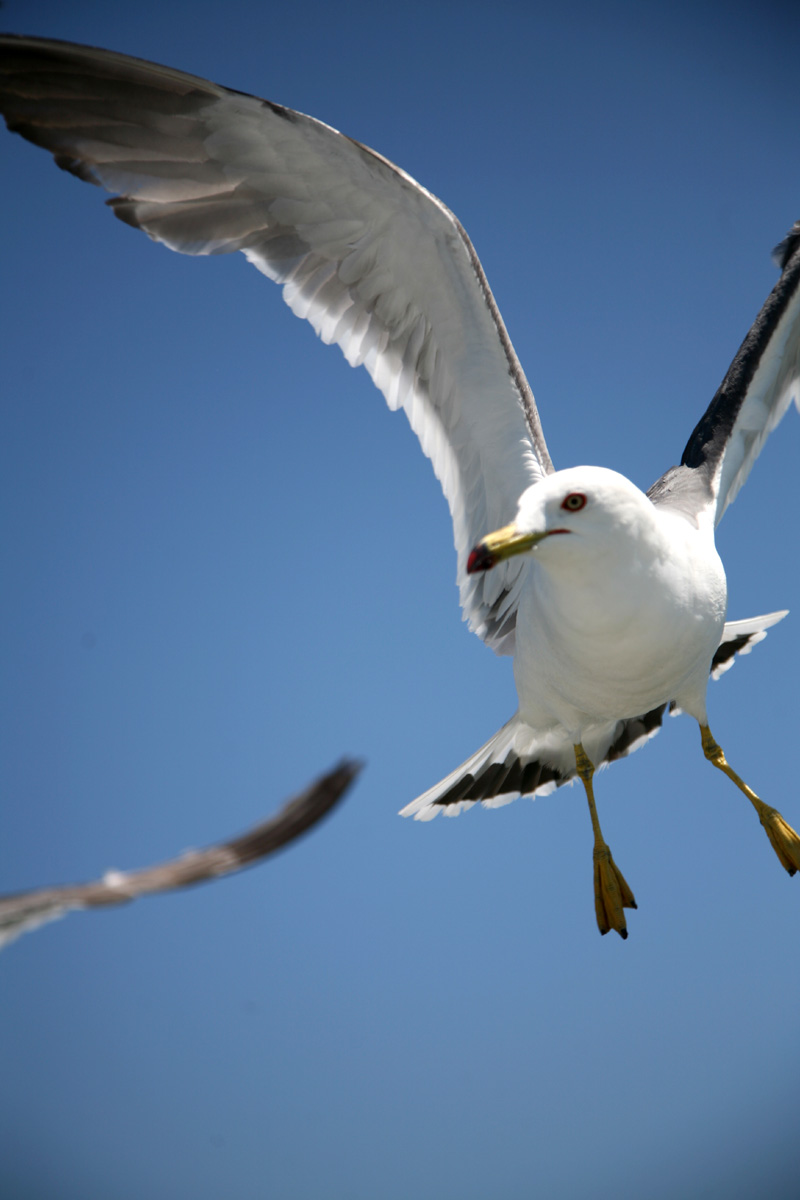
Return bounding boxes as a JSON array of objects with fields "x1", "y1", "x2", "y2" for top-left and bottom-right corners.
[
  {"x1": 574, "y1": 744, "x2": 637, "y2": 939},
  {"x1": 700, "y1": 725, "x2": 800, "y2": 876}
]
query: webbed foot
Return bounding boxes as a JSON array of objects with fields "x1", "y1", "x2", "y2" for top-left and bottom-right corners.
[{"x1": 593, "y1": 842, "x2": 637, "y2": 938}]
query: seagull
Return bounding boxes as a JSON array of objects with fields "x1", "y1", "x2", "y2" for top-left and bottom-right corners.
[{"x1": 1, "y1": 35, "x2": 798, "y2": 938}]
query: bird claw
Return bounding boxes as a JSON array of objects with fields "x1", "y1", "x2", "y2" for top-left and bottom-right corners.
[
  {"x1": 757, "y1": 805, "x2": 800, "y2": 876},
  {"x1": 593, "y1": 843, "x2": 637, "y2": 938}
]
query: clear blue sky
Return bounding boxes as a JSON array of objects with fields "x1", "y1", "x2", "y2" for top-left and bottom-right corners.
[{"x1": 2, "y1": 2, "x2": 799, "y2": 1197}]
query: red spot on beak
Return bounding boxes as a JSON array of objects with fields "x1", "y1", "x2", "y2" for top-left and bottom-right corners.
[{"x1": 467, "y1": 543, "x2": 495, "y2": 573}]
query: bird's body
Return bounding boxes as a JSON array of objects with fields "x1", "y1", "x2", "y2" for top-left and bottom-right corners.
[
  {"x1": 401, "y1": 465, "x2": 730, "y2": 826},
  {"x1": 1, "y1": 35, "x2": 798, "y2": 935},
  {"x1": 512, "y1": 470, "x2": 726, "y2": 740}
]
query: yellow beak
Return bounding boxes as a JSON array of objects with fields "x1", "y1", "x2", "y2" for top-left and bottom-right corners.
[{"x1": 467, "y1": 522, "x2": 549, "y2": 573}]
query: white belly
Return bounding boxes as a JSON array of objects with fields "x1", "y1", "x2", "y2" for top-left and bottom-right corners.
[{"x1": 512, "y1": 523, "x2": 727, "y2": 735}]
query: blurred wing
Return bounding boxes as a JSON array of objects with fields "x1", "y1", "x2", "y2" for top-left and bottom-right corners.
[
  {"x1": 0, "y1": 761, "x2": 360, "y2": 951},
  {"x1": 658, "y1": 224, "x2": 800, "y2": 525},
  {"x1": 0, "y1": 35, "x2": 554, "y2": 652}
]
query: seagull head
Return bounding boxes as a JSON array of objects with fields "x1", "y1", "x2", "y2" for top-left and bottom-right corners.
[{"x1": 467, "y1": 466, "x2": 652, "y2": 574}]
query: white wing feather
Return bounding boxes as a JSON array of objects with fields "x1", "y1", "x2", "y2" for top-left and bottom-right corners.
[{"x1": 0, "y1": 38, "x2": 554, "y2": 651}]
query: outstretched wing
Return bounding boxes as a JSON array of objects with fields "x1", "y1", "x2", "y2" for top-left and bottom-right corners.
[
  {"x1": 649, "y1": 224, "x2": 800, "y2": 524},
  {"x1": 0, "y1": 761, "x2": 360, "y2": 950},
  {"x1": 0, "y1": 35, "x2": 554, "y2": 653}
]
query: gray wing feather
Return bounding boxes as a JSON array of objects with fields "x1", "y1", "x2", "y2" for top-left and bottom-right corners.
[
  {"x1": 650, "y1": 227, "x2": 800, "y2": 523},
  {"x1": 0, "y1": 35, "x2": 554, "y2": 651}
]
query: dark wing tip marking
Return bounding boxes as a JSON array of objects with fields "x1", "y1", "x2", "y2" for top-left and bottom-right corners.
[
  {"x1": 772, "y1": 220, "x2": 800, "y2": 271},
  {"x1": 679, "y1": 223, "x2": 800, "y2": 478},
  {"x1": 432, "y1": 705, "x2": 668, "y2": 811},
  {"x1": 433, "y1": 754, "x2": 567, "y2": 807},
  {"x1": 604, "y1": 705, "x2": 667, "y2": 762},
  {"x1": 710, "y1": 633, "x2": 752, "y2": 675}
]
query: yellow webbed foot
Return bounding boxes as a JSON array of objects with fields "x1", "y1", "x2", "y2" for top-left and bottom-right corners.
[
  {"x1": 700, "y1": 725, "x2": 800, "y2": 877},
  {"x1": 593, "y1": 843, "x2": 637, "y2": 939},
  {"x1": 574, "y1": 743, "x2": 637, "y2": 939},
  {"x1": 755, "y1": 804, "x2": 800, "y2": 876}
]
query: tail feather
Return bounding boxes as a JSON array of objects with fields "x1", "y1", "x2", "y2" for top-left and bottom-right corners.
[
  {"x1": 711, "y1": 609, "x2": 788, "y2": 679},
  {"x1": 399, "y1": 715, "x2": 574, "y2": 821}
]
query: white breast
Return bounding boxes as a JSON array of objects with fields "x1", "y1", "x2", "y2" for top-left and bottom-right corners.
[{"x1": 512, "y1": 508, "x2": 727, "y2": 735}]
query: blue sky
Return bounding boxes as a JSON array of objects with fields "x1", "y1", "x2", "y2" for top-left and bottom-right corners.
[{"x1": 1, "y1": 2, "x2": 799, "y2": 1197}]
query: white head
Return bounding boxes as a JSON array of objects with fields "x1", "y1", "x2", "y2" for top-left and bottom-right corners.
[{"x1": 467, "y1": 466, "x2": 655, "y2": 575}]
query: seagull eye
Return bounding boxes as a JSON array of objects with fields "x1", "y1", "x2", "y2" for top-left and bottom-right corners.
[{"x1": 561, "y1": 492, "x2": 587, "y2": 512}]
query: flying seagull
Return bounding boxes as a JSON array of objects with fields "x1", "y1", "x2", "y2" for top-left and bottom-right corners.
[{"x1": 1, "y1": 36, "x2": 798, "y2": 939}]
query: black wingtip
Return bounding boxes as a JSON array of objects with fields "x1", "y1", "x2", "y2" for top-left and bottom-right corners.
[{"x1": 771, "y1": 220, "x2": 800, "y2": 271}]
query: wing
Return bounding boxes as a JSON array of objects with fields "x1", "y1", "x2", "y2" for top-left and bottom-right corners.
[
  {"x1": 0, "y1": 761, "x2": 360, "y2": 950},
  {"x1": 649, "y1": 224, "x2": 800, "y2": 525},
  {"x1": 0, "y1": 35, "x2": 553, "y2": 654}
]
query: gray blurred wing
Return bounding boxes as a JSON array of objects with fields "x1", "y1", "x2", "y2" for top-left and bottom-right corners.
[
  {"x1": 0, "y1": 35, "x2": 554, "y2": 652},
  {"x1": 0, "y1": 761, "x2": 360, "y2": 950}
]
